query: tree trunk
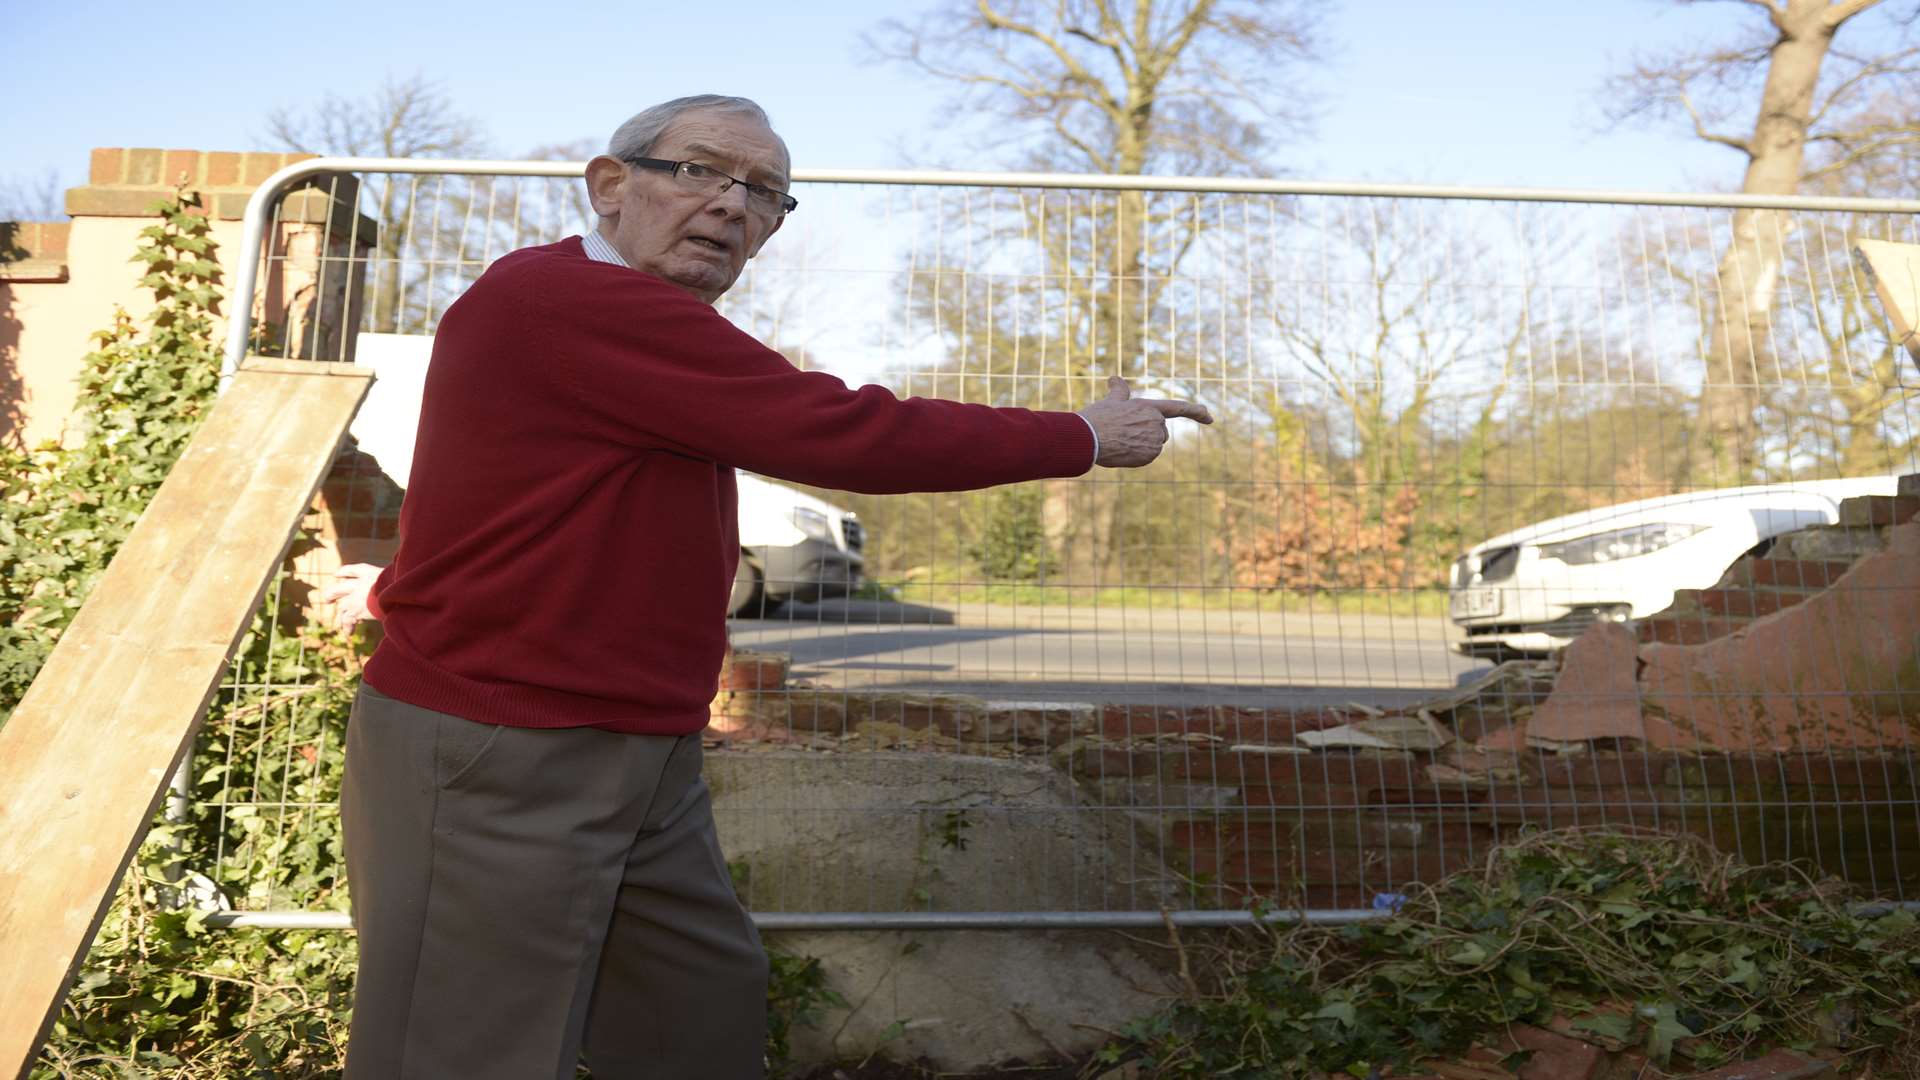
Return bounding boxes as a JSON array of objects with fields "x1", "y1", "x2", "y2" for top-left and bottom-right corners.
[{"x1": 1696, "y1": 0, "x2": 1860, "y2": 483}]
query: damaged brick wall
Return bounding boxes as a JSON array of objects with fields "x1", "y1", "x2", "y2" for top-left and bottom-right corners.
[{"x1": 711, "y1": 658, "x2": 1920, "y2": 910}]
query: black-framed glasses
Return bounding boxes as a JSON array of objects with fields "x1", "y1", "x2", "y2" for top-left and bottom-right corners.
[{"x1": 623, "y1": 157, "x2": 799, "y2": 216}]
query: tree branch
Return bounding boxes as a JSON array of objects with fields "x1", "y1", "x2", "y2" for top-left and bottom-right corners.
[
  {"x1": 1823, "y1": 0, "x2": 1884, "y2": 31},
  {"x1": 1680, "y1": 90, "x2": 1756, "y2": 155}
]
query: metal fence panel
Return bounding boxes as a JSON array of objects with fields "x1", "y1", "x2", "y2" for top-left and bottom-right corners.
[{"x1": 194, "y1": 162, "x2": 1920, "y2": 927}]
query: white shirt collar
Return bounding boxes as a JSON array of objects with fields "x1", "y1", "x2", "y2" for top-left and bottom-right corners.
[{"x1": 582, "y1": 229, "x2": 630, "y2": 268}]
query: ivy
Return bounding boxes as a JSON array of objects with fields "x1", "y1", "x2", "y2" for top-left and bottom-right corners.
[
  {"x1": 1, "y1": 189, "x2": 225, "y2": 721},
  {"x1": 1104, "y1": 830, "x2": 1920, "y2": 1077},
  {"x1": 18, "y1": 191, "x2": 843, "y2": 1077}
]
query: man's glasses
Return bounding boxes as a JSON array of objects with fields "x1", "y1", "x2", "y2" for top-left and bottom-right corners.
[{"x1": 623, "y1": 157, "x2": 799, "y2": 217}]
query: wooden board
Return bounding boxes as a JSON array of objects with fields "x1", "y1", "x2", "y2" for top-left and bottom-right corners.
[
  {"x1": 1855, "y1": 239, "x2": 1920, "y2": 367},
  {"x1": 0, "y1": 358, "x2": 372, "y2": 1078}
]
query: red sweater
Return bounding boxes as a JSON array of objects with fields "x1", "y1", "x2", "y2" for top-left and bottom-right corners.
[{"x1": 364, "y1": 237, "x2": 1095, "y2": 734}]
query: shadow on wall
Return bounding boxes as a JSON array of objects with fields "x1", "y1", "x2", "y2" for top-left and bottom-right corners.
[{"x1": 0, "y1": 224, "x2": 26, "y2": 448}]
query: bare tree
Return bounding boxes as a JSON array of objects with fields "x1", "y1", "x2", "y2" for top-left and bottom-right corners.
[
  {"x1": 1602, "y1": 0, "x2": 1920, "y2": 482},
  {"x1": 868, "y1": 1, "x2": 1326, "y2": 580},
  {"x1": 264, "y1": 74, "x2": 490, "y2": 334},
  {"x1": 0, "y1": 170, "x2": 66, "y2": 222}
]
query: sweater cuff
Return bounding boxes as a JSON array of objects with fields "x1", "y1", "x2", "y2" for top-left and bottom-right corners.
[{"x1": 366, "y1": 565, "x2": 391, "y2": 622}]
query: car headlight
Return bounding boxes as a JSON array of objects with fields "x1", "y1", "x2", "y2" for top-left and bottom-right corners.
[
  {"x1": 1537, "y1": 522, "x2": 1706, "y2": 565},
  {"x1": 791, "y1": 507, "x2": 834, "y2": 542}
]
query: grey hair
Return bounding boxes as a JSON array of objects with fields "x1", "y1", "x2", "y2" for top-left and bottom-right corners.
[{"x1": 606, "y1": 95, "x2": 787, "y2": 167}]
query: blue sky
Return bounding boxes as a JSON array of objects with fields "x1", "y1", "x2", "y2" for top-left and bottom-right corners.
[{"x1": 1, "y1": 1, "x2": 1816, "y2": 204}]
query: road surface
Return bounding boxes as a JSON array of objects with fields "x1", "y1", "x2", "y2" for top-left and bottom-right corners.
[{"x1": 729, "y1": 599, "x2": 1489, "y2": 709}]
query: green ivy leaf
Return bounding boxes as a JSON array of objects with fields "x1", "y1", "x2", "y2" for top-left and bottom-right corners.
[{"x1": 1571, "y1": 1013, "x2": 1634, "y2": 1044}]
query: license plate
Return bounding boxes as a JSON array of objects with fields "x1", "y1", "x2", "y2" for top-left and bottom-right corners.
[{"x1": 1450, "y1": 588, "x2": 1502, "y2": 619}]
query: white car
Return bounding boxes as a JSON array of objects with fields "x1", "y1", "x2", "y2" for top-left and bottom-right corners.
[
  {"x1": 1449, "y1": 475, "x2": 1897, "y2": 657},
  {"x1": 730, "y1": 471, "x2": 866, "y2": 618}
]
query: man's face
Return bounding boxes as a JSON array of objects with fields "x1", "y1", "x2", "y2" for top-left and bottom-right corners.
[{"x1": 593, "y1": 110, "x2": 789, "y2": 304}]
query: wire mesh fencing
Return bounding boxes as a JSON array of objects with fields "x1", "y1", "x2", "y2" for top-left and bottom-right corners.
[{"x1": 193, "y1": 163, "x2": 1920, "y2": 928}]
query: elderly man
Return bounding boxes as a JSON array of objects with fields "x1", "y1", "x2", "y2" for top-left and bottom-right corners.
[{"x1": 329, "y1": 93, "x2": 1210, "y2": 1079}]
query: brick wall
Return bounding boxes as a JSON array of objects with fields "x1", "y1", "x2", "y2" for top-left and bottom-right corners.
[
  {"x1": 0, "y1": 222, "x2": 71, "y2": 283},
  {"x1": 712, "y1": 667, "x2": 1920, "y2": 911},
  {"x1": 70, "y1": 148, "x2": 356, "y2": 226},
  {"x1": 3, "y1": 144, "x2": 378, "y2": 448}
]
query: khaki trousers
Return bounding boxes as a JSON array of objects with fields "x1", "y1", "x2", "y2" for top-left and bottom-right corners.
[{"x1": 340, "y1": 684, "x2": 767, "y2": 1079}]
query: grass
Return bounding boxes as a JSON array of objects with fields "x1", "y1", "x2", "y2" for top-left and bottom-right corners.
[{"x1": 854, "y1": 571, "x2": 1452, "y2": 619}]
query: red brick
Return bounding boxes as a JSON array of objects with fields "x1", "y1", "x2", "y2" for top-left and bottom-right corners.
[
  {"x1": 125, "y1": 147, "x2": 163, "y2": 185},
  {"x1": 65, "y1": 187, "x2": 172, "y2": 217},
  {"x1": 318, "y1": 479, "x2": 381, "y2": 513},
  {"x1": 204, "y1": 151, "x2": 242, "y2": 186},
  {"x1": 1177, "y1": 749, "x2": 1304, "y2": 783},
  {"x1": 1742, "y1": 558, "x2": 1854, "y2": 589},
  {"x1": 209, "y1": 191, "x2": 250, "y2": 219},
  {"x1": 1686, "y1": 1048, "x2": 1831, "y2": 1079},
  {"x1": 780, "y1": 692, "x2": 851, "y2": 735},
  {"x1": 34, "y1": 222, "x2": 68, "y2": 259},
  {"x1": 1538, "y1": 752, "x2": 1682, "y2": 788},
  {"x1": 243, "y1": 152, "x2": 280, "y2": 186},
  {"x1": 328, "y1": 450, "x2": 393, "y2": 478},
  {"x1": 719, "y1": 651, "x2": 788, "y2": 692},
  {"x1": 1698, "y1": 588, "x2": 1810, "y2": 618},
  {"x1": 1072, "y1": 745, "x2": 1162, "y2": 778},
  {"x1": 1671, "y1": 754, "x2": 1784, "y2": 787},
  {"x1": 1470, "y1": 788, "x2": 1680, "y2": 827},
  {"x1": 1374, "y1": 780, "x2": 1491, "y2": 806},
  {"x1": 1779, "y1": 752, "x2": 1913, "y2": 790},
  {"x1": 1099, "y1": 703, "x2": 1347, "y2": 741},
  {"x1": 1168, "y1": 818, "x2": 1219, "y2": 850},
  {"x1": 1293, "y1": 883, "x2": 1377, "y2": 909},
  {"x1": 1838, "y1": 494, "x2": 1920, "y2": 527},
  {"x1": 1127, "y1": 748, "x2": 1436, "y2": 803},
  {"x1": 1185, "y1": 846, "x2": 1292, "y2": 886},
  {"x1": 163, "y1": 149, "x2": 199, "y2": 186},
  {"x1": 1414, "y1": 1045, "x2": 1516, "y2": 1079},
  {"x1": 1492, "y1": 1024, "x2": 1604, "y2": 1080},
  {"x1": 1636, "y1": 614, "x2": 1749, "y2": 645},
  {"x1": 88, "y1": 147, "x2": 124, "y2": 184},
  {"x1": 1169, "y1": 817, "x2": 1295, "y2": 852},
  {"x1": 863, "y1": 696, "x2": 981, "y2": 736},
  {"x1": 1295, "y1": 843, "x2": 1474, "y2": 887},
  {"x1": 1313, "y1": 814, "x2": 1499, "y2": 851},
  {"x1": 1239, "y1": 780, "x2": 1375, "y2": 810}
]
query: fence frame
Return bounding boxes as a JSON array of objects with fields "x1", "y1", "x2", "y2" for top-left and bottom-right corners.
[{"x1": 209, "y1": 158, "x2": 1920, "y2": 931}]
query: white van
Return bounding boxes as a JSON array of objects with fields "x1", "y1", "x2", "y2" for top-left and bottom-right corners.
[{"x1": 731, "y1": 472, "x2": 866, "y2": 617}]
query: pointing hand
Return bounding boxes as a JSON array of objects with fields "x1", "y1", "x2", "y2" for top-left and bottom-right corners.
[{"x1": 1077, "y1": 376, "x2": 1213, "y2": 468}]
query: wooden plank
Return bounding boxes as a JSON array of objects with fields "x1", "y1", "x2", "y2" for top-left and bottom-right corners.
[
  {"x1": 238, "y1": 357, "x2": 377, "y2": 379},
  {"x1": 0, "y1": 363, "x2": 372, "y2": 1078},
  {"x1": 1855, "y1": 239, "x2": 1920, "y2": 367}
]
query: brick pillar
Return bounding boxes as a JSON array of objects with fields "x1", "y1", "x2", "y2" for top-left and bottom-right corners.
[
  {"x1": 69, "y1": 147, "x2": 378, "y2": 363},
  {"x1": 29, "y1": 148, "x2": 391, "y2": 625}
]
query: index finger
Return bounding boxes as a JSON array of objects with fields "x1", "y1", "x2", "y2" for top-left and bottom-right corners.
[{"x1": 1141, "y1": 398, "x2": 1214, "y2": 424}]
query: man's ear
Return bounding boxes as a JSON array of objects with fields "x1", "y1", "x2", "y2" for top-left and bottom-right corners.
[{"x1": 584, "y1": 155, "x2": 627, "y2": 218}]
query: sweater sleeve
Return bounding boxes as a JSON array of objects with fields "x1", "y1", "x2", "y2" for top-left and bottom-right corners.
[{"x1": 534, "y1": 260, "x2": 1096, "y2": 494}]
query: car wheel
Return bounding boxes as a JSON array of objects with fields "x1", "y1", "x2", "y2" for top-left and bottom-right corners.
[{"x1": 728, "y1": 554, "x2": 764, "y2": 619}]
